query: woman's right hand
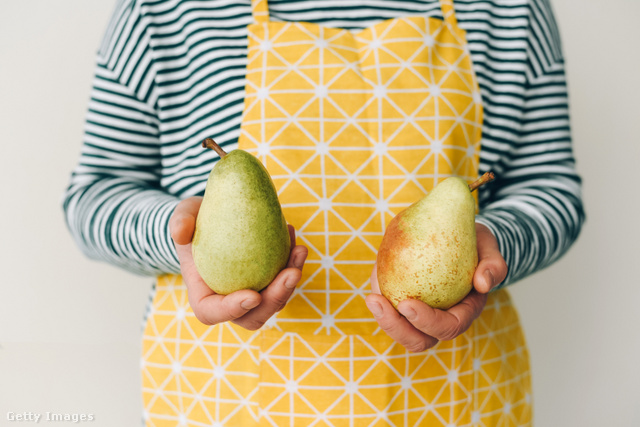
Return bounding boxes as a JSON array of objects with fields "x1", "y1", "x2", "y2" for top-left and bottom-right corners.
[{"x1": 169, "y1": 197, "x2": 308, "y2": 330}]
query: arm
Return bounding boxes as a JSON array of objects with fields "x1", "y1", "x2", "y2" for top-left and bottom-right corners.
[
  {"x1": 475, "y1": 0, "x2": 584, "y2": 288},
  {"x1": 63, "y1": 1, "x2": 180, "y2": 276},
  {"x1": 366, "y1": 0, "x2": 584, "y2": 351},
  {"x1": 64, "y1": 3, "x2": 309, "y2": 329},
  {"x1": 63, "y1": 70, "x2": 309, "y2": 326},
  {"x1": 63, "y1": 64, "x2": 181, "y2": 276}
]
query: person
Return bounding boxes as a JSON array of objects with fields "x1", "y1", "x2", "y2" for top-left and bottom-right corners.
[{"x1": 63, "y1": 0, "x2": 584, "y2": 425}]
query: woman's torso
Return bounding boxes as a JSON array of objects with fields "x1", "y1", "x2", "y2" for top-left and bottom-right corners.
[{"x1": 140, "y1": 2, "x2": 533, "y2": 425}]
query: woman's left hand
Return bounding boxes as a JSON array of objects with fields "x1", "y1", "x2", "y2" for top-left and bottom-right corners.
[{"x1": 365, "y1": 223, "x2": 507, "y2": 353}]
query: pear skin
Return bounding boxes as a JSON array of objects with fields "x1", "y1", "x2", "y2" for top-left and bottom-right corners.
[
  {"x1": 377, "y1": 177, "x2": 479, "y2": 310},
  {"x1": 192, "y1": 142, "x2": 291, "y2": 295}
]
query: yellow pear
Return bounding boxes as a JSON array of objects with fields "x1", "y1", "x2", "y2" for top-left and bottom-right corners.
[{"x1": 376, "y1": 173, "x2": 494, "y2": 309}]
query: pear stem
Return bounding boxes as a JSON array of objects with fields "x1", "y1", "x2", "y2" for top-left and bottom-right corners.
[
  {"x1": 468, "y1": 172, "x2": 496, "y2": 192},
  {"x1": 202, "y1": 137, "x2": 227, "y2": 157}
]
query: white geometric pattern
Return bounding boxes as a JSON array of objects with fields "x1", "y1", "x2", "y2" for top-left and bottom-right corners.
[{"x1": 142, "y1": 276, "x2": 532, "y2": 426}]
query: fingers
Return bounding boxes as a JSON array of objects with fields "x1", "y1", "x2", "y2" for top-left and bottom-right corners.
[
  {"x1": 191, "y1": 289, "x2": 263, "y2": 326},
  {"x1": 474, "y1": 223, "x2": 508, "y2": 293},
  {"x1": 175, "y1": 241, "x2": 262, "y2": 325},
  {"x1": 233, "y1": 241, "x2": 308, "y2": 330},
  {"x1": 170, "y1": 197, "x2": 203, "y2": 245},
  {"x1": 365, "y1": 293, "x2": 439, "y2": 353},
  {"x1": 232, "y1": 269, "x2": 298, "y2": 330},
  {"x1": 366, "y1": 290, "x2": 485, "y2": 351},
  {"x1": 397, "y1": 290, "x2": 487, "y2": 341},
  {"x1": 368, "y1": 263, "x2": 438, "y2": 352}
]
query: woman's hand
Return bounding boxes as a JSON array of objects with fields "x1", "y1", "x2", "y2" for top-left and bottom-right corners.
[
  {"x1": 365, "y1": 223, "x2": 507, "y2": 352},
  {"x1": 169, "y1": 197, "x2": 308, "y2": 330}
]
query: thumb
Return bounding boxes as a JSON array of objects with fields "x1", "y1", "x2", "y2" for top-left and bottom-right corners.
[
  {"x1": 474, "y1": 223, "x2": 508, "y2": 293},
  {"x1": 170, "y1": 197, "x2": 203, "y2": 245}
]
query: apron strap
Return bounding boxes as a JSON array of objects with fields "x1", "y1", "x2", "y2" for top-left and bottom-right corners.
[
  {"x1": 251, "y1": 0, "x2": 270, "y2": 24},
  {"x1": 439, "y1": 0, "x2": 459, "y2": 28}
]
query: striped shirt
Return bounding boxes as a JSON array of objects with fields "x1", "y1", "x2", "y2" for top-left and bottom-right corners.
[{"x1": 63, "y1": 0, "x2": 585, "y2": 289}]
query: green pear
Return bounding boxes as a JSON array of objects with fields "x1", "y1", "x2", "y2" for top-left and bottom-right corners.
[
  {"x1": 376, "y1": 173, "x2": 494, "y2": 310},
  {"x1": 191, "y1": 138, "x2": 291, "y2": 294}
]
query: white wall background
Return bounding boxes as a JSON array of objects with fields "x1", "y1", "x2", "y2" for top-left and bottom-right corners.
[{"x1": 1, "y1": 0, "x2": 639, "y2": 425}]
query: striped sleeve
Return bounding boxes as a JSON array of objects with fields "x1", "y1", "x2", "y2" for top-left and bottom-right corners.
[
  {"x1": 475, "y1": 0, "x2": 585, "y2": 288},
  {"x1": 62, "y1": 0, "x2": 181, "y2": 276}
]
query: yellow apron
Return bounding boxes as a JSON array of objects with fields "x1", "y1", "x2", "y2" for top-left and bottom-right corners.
[{"x1": 142, "y1": 1, "x2": 532, "y2": 425}]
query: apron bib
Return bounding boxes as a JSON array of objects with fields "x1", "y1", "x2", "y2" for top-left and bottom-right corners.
[{"x1": 142, "y1": 1, "x2": 532, "y2": 425}]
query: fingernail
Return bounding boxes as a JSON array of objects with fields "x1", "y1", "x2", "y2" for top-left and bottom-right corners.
[
  {"x1": 367, "y1": 301, "x2": 383, "y2": 318},
  {"x1": 241, "y1": 299, "x2": 259, "y2": 310},
  {"x1": 284, "y1": 275, "x2": 297, "y2": 289},
  {"x1": 294, "y1": 252, "x2": 306, "y2": 270},
  {"x1": 484, "y1": 269, "x2": 495, "y2": 290},
  {"x1": 400, "y1": 306, "x2": 417, "y2": 321}
]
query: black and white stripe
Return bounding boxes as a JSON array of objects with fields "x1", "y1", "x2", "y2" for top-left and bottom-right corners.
[{"x1": 63, "y1": 0, "x2": 584, "y2": 287}]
